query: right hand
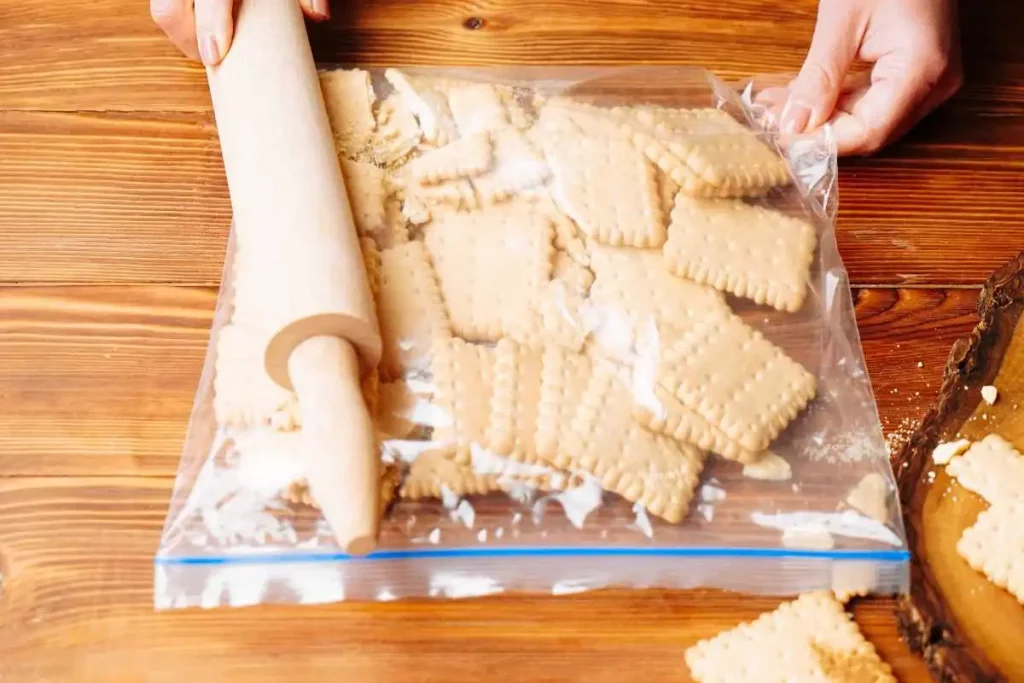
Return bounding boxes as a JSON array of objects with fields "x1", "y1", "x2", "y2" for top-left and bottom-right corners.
[{"x1": 151, "y1": 0, "x2": 331, "y2": 65}]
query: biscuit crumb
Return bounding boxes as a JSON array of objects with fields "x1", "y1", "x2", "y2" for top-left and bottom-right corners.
[
  {"x1": 932, "y1": 438, "x2": 971, "y2": 466},
  {"x1": 981, "y1": 385, "x2": 999, "y2": 405}
]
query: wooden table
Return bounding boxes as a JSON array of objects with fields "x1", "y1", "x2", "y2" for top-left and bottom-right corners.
[{"x1": 1, "y1": 1, "x2": 1021, "y2": 680}]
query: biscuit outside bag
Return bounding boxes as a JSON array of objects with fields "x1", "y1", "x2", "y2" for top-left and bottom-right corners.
[{"x1": 155, "y1": 67, "x2": 908, "y2": 608}]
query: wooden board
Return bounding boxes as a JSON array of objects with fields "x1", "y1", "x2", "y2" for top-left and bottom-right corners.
[{"x1": 895, "y1": 253, "x2": 1024, "y2": 681}]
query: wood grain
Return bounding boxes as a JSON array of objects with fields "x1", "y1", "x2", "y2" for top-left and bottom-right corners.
[
  {"x1": 0, "y1": 476, "x2": 928, "y2": 683},
  {"x1": 1, "y1": 0, "x2": 1021, "y2": 112},
  {"x1": 0, "y1": 285, "x2": 978, "y2": 475},
  {"x1": 3, "y1": 109, "x2": 1024, "y2": 286}
]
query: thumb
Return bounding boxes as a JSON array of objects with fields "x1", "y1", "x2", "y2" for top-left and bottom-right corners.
[{"x1": 784, "y1": 2, "x2": 862, "y2": 134}]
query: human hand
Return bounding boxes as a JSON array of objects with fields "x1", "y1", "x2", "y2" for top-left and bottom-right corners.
[
  {"x1": 763, "y1": 0, "x2": 962, "y2": 155},
  {"x1": 151, "y1": 0, "x2": 330, "y2": 65}
]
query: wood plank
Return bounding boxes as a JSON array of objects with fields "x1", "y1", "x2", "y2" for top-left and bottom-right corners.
[
  {"x1": 0, "y1": 0, "x2": 1020, "y2": 113},
  {"x1": 2, "y1": 109, "x2": 1023, "y2": 286},
  {"x1": 0, "y1": 285, "x2": 978, "y2": 477},
  {"x1": 0, "y1": 475, "x2": 928, "y2": 682}
]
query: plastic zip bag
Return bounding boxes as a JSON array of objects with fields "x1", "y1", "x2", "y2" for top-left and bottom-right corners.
[{"x1": 155, "y1": 66, "x2": 908, "y2": 608}]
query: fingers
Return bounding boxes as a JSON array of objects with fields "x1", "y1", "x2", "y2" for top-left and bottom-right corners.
[
  {"x1": 783, "y1": 0, "x2": 863, "y2": 134},
  {"x1": 151, "y1": 0, "x2": 200, "y2": 61},
  {"x1": 299, "y1": 0, "x2": 331, "y2": 20},
  {"x1": 194, "y1": 0, "x2": 235, "y2": 66},
  {"x1": 828, "y1": 50, "x2": 961, "y2": 155}
]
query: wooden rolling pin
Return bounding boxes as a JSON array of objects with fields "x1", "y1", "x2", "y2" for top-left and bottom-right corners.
[{"x1": 206, "y1": 0, "x2": 382, "y2": 555}]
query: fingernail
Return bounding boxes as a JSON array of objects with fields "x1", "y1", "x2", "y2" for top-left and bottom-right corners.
[
  {"x1": 200, "y1": 34, "x2": 221, "y2": 66},
  {"x1": 310, "y1": 0, "x2": 330, "y2": 17},
  {"x1": 780, "y1": 100, "x2": 812, "y2": 135}
]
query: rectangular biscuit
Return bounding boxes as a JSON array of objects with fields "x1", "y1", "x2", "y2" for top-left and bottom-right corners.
[
  {"x1": 625, "y1": 107, "x2": 791, "y2": 198},
  {"x1": 406, "y1": 131, "x2": 493, "y2": 186},
  {"x1": 429, "y1": 338, "x2": 497, "y2": 463},
  {"x1": 665, "y1": 195, "x2": 817, "y2": 312},
  {"x1": 377, "y1": 241, "x2": 452, "y2": 381},
  {"x1": 214, "y1": 323, "x2": 300, "y2": 430},
  {"x1": 946, "y1": 433, "x2": 1024, "y2": 506},
  {"x1": 656, "y1": 313, "x2": 817, "y2": 452},
  {"x1": 471, "y1": 129, "x2": 551, "y2": 203},
  {"x1": 586, "y1": 246, "x2": 731, "y2": 361},
  {"x1": 561, "y1": 359, "x2": 707, "y2": 523},
  {"x1": 505, "y1": 252, "x2": 592, "y2": 353},
  {"x1": 319, "y1": 68, "x2": 377, "y2": 157},
  {"x1": 957, "y1": 502, "x2": 1024, "y2": 604},
  {"x1": 485, "y1": 339, "x2": 544, "y2": 464},
  {"x1": 371, "y1": 92, "x2": 422, "y2": 167},
  {"x1": 535, "y1": 347, "x2": 593, "y2": 464},
  {"x1": 400, "y1": 448, "x2": 502, "y2": 500},
  {"x1": 632, "y1": 382, "x2": 757, "y2": 463},
  {"x1": 424, "y1": 204, "x2": 554, "y2": 342},
  {"x1": 384, "y1": 69, "x2": 456, "y2": 146},
  {"x1": 447, "y1": 82, "x2": 510, "y2": 136},
  {"x1": 541, "y1": 124, "x2": 665, "y2": 248},
  {"x1": 340, "y1": 159, "x2": 386, "y2": 236},
  {"x1": 685, "y1": 591, "x2": 896, "y2": 683}
]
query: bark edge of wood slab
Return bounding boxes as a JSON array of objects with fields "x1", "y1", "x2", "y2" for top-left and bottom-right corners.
[{"x1": 893, "y1": 251, "x2": 1024, "y2": 683}]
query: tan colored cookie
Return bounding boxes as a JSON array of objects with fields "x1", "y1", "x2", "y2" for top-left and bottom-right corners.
[
  {"x1": 425, "y1": 204, "x2": 555, "y2": 342},
  {"x1": 374, "y1": 196, "x2": 410, "y2": 249},
  {"x1": 664, "y1": 196, "x2": 817, "y2": 312},
  {"x1": 429, "y1": 338, "x2": 497, "y2": 463},
  {"x1": 318, "y1": 68, "x2": 376, "y2": 157},
  {"x1": 658, "y1": 172, "x2": 680, "y2": 219},
  {"x1": 214, "y1": 322, "x2": 300, "y2": 430},
  {"x1": 371, "y1": 93, "x2": 422, "y2": 167},
  {"x1": 535, "y1": 347, "x2": 593, "y2": 463},
  {"x1": 447, "y1": 82, "x2": 510, "y2": 136},
  {"x1": 360, "y1": 237, "x2": 382, "y2": 303},
  {"x1": 400, "y1": 448, "x2": 502, "y2": 500},
  {"x1": 626, "y1": 106, "x2": 791, "y2": 197},
  {"x1": 471, "y1": 129, "x2": 551, "y2": 203},
  {"x1": 587, "y1": 246, "x2": 730, "y2": 357},
  {"x1": 632, "y1": 383, "x2": 757, "y2": 463},
  {"x1": 406, "y1": 131, "x2": 493, "y2": 185},
  {"x1": 946, "y1": 433, "x2": 1024, "y2": 506},
  {"x1": 485, "y1": 339, "x2": 544, "y2": 464},
  {"x1": 340, "y1": 158, "x2": 386, "y2": 236},
  {"x1": 384, "y1": 69, "x2": 456, "y2": 146},
  {"x1": 541, "y1": 124, "x2": 665, "y2": 248},
  {"x1": 405, "y1": 177, "x2": 480, "y2": 214},
  {"x1": 685, "y1": 592, "x2": 896, "y2": 683},
  {"x1": 532, "y1": 194, "x2": 590, "y2": 266},
  {"x1": 377, "y1": 380, "x2": 421, "y2": 439},
  {"x1": 377, "y1": 241, "x2": 451, "y2": 381},
  {"x1": 957, "y1": 502, "x2": 1024, "y2": 604},
  {"x1": 657, "y1": 313, "x2": 817, "y2": 452},
  {"x1": 560, "y1": 359, "x2": 707, "y2": 523}
]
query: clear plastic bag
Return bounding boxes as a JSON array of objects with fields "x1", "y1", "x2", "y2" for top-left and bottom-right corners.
[{"x1": 155, "y1": 67, "x2": 908, "y2": 608}]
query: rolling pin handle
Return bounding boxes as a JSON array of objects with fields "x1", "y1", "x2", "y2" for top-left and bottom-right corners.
[{"x1": 288, "y1": 335, "x2": 380, "y2": 556}]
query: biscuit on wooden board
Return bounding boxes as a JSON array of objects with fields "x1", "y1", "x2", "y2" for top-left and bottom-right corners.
[
  {"x1": 371, "y1": 92, "x2": 422, "y2": 167},
  {"x1": 957, "y1": 502, "x2": 1024, "y2": 604},
  {"x1": 946, "y1": 433, "x2": 1024, "y2": 506},
  {"x1": 447, "y1": 82, "x2": 511, "y2": 136},
  {"x1": 664, "y1": 195, "x2": 817, "y2": 312},
  {"x1": 685, "y1": 592, "x2": 896, "y2": 683}
]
